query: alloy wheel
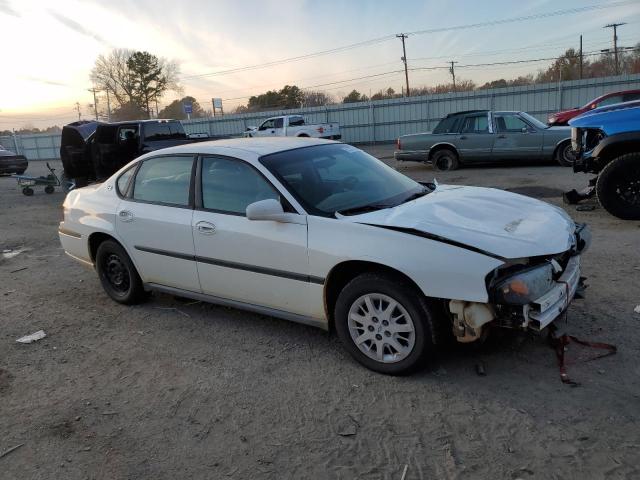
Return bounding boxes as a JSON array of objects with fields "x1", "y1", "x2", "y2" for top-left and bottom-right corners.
[{"x1": 347, "y1": 293, "x2": 416, "y2": 363}]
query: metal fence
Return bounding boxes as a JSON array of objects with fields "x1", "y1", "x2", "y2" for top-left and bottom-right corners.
[{"x1": 4, "y1": 73, "x2": 640, "y2": 161}]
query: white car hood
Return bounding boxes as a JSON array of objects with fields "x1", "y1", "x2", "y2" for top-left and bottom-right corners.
[{"x1": 344, "y1": 185, "x2": 575, "y2": 259}]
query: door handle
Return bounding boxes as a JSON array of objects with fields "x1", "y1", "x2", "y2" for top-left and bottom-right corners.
[
  {"x1": 195, "y1": 221, "x2": 216, "y2": 235},
  {"x1": 118, "y1": 210, "x2": 134, "y2": 222}
]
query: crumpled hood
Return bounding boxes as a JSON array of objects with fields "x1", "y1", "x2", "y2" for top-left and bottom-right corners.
[{"x1": 344, "y1": 185, "x2": 576, "y2": 259}]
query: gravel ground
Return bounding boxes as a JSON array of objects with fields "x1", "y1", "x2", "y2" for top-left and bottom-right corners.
[{"x1": 1, "y1": 149, "x2": 639, "y2": 480}]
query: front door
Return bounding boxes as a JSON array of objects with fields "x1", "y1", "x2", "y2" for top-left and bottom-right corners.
[
  {"x1": 116, "y1": 154, "x2": 200, "y2": 292},
  {"x1": 492, "y1": 113, "x2": 542, "y2": 160},
  {"x1": 255, "y1": 118, "x2": 277, "y2": 137},
  {"x1": 456, "y1": 113, "x2": 494, "y2": 162},
  {"x1": 192, "y1": 155, "x2": 312, "y2": 316}
]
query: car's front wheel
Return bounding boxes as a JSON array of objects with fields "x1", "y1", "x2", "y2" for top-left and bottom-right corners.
[
  {"x1": 335, "y1": 273, "x2": 437, "y2": 374},
  {"x1": 556, "y1": 141, "x2": 576, "y2": 167},
  {"x1": 596, "y1": 152, "x2": 640, "y2": 220},
  {"x1": 96, "y1": 240, "x2": 147, "y2": 304}
]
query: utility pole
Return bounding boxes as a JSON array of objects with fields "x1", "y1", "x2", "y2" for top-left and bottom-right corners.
[
  {"x1": 396, "y1": 33, "x2": 410, "y2": 97},
  {"x1": 579, "y1": 35, "x2": 583, "y2": 80},
  {"x1": 604, "y1": 23, "x2": 626, "y2": 75},
  {"x1": 88, "y1": 88, "x2": 98, "y2": 120},
  {"x1": 75, "y1": 102, "x2": 81, "y2": 121},
  {"x1": 105, "y1": 88, "x2": 111, "y2": 122},
  {"x1": 449, "y1": 61, "x2": 458, "y2": 92}
]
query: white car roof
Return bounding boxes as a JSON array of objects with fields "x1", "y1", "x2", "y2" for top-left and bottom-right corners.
[{"x1": 147, "y1": 137, "x2": 338, "y2": 160}]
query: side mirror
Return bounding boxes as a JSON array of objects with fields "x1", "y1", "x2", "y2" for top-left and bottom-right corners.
[
  {"x1": 246, "y1": 199, "x2": 306, "y2": 225},
  {"x1": 521, "y1": 127, "x2": 529, "y2": 133}
]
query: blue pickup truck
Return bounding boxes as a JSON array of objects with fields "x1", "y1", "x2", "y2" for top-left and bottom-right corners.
[{"x1": 567, "y1": 100, "x2": 640, "y2": 220}]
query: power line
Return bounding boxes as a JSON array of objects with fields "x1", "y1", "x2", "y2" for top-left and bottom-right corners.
[{"x1": 180, "y1": 1, "x2": 636, "y2": 81}]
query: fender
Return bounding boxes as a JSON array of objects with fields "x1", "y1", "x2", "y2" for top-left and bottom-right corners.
[
  {"x1": 592, "y1": 131, "x2": 640, "y2": 159},
  {"x1": 427, "y1": 142, "x2": 459, "y2": 160}
]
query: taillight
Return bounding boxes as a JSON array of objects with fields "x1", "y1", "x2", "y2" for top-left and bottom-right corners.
[
  {"x1": 396, "y1": 138, "x2": 402, "y2": 150},
  {"x1": 317, "y1": 127, "x2": 324, "y2": 134}
]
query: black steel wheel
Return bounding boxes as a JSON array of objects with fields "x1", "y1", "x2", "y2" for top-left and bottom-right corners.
[
  {"x1": 22, "y1": 187, "x2": 34, "y2": 196},
  {"x1": 432, "y1": 149, "x2": 460, "y2": 171},
  {"x1": 44, "y1": 185, "x2": 55, "y2": 194},
  {"x1": 596, "y1": 152, "x2": 640, "y2": 220},
  {"x1": 556, "y1": 141, "x2": 576, "y2": 167},
  {"x1": 95, "y1": 240, "x2": 147, "y2": 304}
]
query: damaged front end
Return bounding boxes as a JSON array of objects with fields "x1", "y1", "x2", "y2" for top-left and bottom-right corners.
[{"x1": 448, "y1": 223, "x2": 590, "y2": 342}]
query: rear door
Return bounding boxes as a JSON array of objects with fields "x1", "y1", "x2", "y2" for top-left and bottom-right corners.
[
  {"x1": 456, "y1": 113, "x2": 494, "y2": 162},
  {"x1": 116, "y1": 154, "x2": 200, "y2": 292},
  {"x1": 192, "y1": 155, "x2": 312, "y2": 316},
  {"x1": 492, "y1": 113, "x2": 542, "y2": 160}
]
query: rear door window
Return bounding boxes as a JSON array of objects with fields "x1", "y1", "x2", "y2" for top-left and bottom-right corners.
[
  {"x1": 622, "y1": 92, "x2": 640, "y2": 102},
  {"x1": 597, "y1": 95, "x2": 624, "y2": 107},
  {"x1": 433, "y1": 116, "x2": 463, "y2": 134},
  {"x1": 144, "y1": 122, "x2": 172, "y2": 140},
  {"x1": 132, "y1": 156, "x2": 194, "y2": 207},
  {"x1": 462, "y1": 114, "x2": 489, "y2": 134}
]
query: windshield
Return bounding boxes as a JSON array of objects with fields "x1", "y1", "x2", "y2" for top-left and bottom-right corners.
[
  {"x1": 260, "y1": 144, "x2": 425, "y2": 217},
  {"x1": 519, "y1": 112, "x2": 548, "y2": 129}
]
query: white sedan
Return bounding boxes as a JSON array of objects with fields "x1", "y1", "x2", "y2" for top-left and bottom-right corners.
[{"x1": 59, "y1": 138, "x2": 590, "y2": 374}]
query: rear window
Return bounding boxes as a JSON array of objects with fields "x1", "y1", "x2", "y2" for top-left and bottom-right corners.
[
  {"x1": 144, "y1": 122, "x2": 187, "y2": 141},
  {"x1": 289, "y1": 116, "x2": 305, "y2": 126},
  {"x1": 433, "y1": 116, "x2": 462, "y2": 134}
]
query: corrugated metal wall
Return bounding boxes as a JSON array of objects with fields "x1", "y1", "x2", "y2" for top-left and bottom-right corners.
[{"x1": 5, "y1": 73, "x2": 640, "y2": 160}]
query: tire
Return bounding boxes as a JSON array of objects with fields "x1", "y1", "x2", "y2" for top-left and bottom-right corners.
[
  {"x1": 556, "y1": 141, "x2": 576, "y2": 167},
  {"x1": 44, "y1": 185, "x2": 54, "y2": 194},
  {"x1": 595, "y1": 152, "x2": 640, "y2": 220},
  {"x1": 95, "y1": 240, "x2": 147, "y2": 304},
  {"x1": 334, "y1": 272, "x2": 438, "y2": 375},
  {"x1": 22, "y1": 187, "x2": 34, "y2": 196},
  {"x1": 431, "y1": 149, "x2": 459, "y2": 171}
]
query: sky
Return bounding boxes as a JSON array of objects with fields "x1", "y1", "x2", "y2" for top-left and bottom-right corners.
[{"x1": 1, "y1": 0, "x2": 639, "y2": 130}]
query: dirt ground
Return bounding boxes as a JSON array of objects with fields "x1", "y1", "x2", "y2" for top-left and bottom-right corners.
[{"x1": 1, "y1": 148, "x2": 639, "y2": 480}]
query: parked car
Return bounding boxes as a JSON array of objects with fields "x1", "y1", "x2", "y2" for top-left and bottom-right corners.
[
  {"x1": 548, "y1": 89, "x2": 640, "y2": 126},
  {"x1": 60, "y1": 119, "x2": 210, "y2": 187},
  {"x1": 244, "y1": 115, "x2": 340, "y2": 139},
  {"x1": 59, "y1": 138, "x2": 589, "y2": 374},
  {"x1": 395, "y1": 110, "x2": 575, "y2": 170},
  {"x1": 567, "y1": 99, "x2": 640, "y2": 220},
  {"x1": 0, "y1": 145, "x2": 28, "y2": 175}
]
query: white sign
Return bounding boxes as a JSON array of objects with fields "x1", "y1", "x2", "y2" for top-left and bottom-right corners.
[{"x1": 212, "y1": 98, "x2": 223, "y2": 109}]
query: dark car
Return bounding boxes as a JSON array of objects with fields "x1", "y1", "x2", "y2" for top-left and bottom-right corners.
[
  {"x1": 395, "y1": 110, "x2": 574, "y2": 170},
  {"x1": 548, "y1": 89, "x2": 640, "y2": 126},
  {"x1": 0, "y1": 145, "x2": 28, "y2": 175},
  {"x1": 568, "y1": 99, "x2": 640, "y2": 219},
  {"x1": 60, "y1": 119, "x2": 211, "y2": 186}
]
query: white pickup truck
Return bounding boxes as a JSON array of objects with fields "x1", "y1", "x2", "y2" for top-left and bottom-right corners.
[{"x1": 244, "y1": 115, "x2": 341, "y2": 140}]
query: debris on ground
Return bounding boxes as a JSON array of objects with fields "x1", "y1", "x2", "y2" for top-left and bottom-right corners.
[
  {"x1": 153, "y1": 307, "x2": 190, "y2": 318},
  {"x1": 336, "y1": 417, "x2": 358, "y2": 437},
  {"x1": 9, "y1": 267, "x2": 28, "y2": 274},
  {"x1": 475, "y1": 362, "x2": 487, "y2": 376},
  {"x1": 2, "y1": 248, "x2": 26, "y2": 260},
  {"x1": 400, "y1": 464, "x2": 409, "y2": 480},
  {"x1": 576, "y1": 205, "x2": 597, "y2": 212},
  {"x1": 16, "y1": 330, "x2": 46, "y2": 344},
  {"x1": 0, "y1": 443, "x2": 25, "y2": 459},
  {"x1": 634, "y1": 305, "x2": 640, "y2": 315}
]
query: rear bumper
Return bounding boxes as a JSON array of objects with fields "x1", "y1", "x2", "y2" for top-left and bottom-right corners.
[
  {"x1": 394, "y1": 150, "x2": 427, "y2": 162},
  {"x1": 58, "y1": 222, "x2": 92, "y2": 267}
]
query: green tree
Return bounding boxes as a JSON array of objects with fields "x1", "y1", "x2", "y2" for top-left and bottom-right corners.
[
  {"x1": 342, "y1": 90, "x2": 369, "y2": 103},
  {"x1": 159, "y1": 96, "x2": 206, "y2": 119},
  {"x1": 110, "y1": 101, "x2": 148, "y2": 121}
]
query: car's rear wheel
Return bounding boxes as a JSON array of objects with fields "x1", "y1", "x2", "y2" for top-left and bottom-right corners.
[
  {"x1": 596, "y1": 152, "x2": 640, "y2": 220},
  {"x1": 432, "y1": 149, "x2": 459, "y2": 171},
  {"x1": 335, "y1": 273, "x2": 437, "y2": 374},
  {"x1": 556, "y1": 141, "x2": 576, "y2": 167},
  {"x1": 96, "y1": 240, "x2": 147, "y2": 304}
]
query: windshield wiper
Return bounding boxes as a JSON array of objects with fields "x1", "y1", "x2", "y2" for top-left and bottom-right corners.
[
  {"x1": 336, "y1": 203, "x2": 392, "y2": 216},
  {"x1": 398, "y1": 188, "x2": 430, "y2": 205}
]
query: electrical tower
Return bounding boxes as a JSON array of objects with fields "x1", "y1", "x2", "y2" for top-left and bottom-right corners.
[{"x1": 449, "y1": 61, "x2": 458, "y2": 92}]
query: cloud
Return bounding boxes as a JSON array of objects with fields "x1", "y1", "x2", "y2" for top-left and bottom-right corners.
[
  {"x1": 48, "y1": 10, "x2": 109, "y2": 45},
  {"x1": 21, "y1": 76, "x2": 69, "y2": 87},
  {"x1": 0, "y1": 0, "x2": 20, "y2": 17}
]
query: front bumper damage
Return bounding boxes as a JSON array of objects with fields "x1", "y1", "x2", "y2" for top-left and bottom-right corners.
[{"x1": 449, "y1": 224, "x2": 589, "y2": 342}]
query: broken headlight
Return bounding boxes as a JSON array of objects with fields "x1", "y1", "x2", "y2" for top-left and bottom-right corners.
[{"x1": 492, "y1": 263, "x2": 554, "y2": 305}]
